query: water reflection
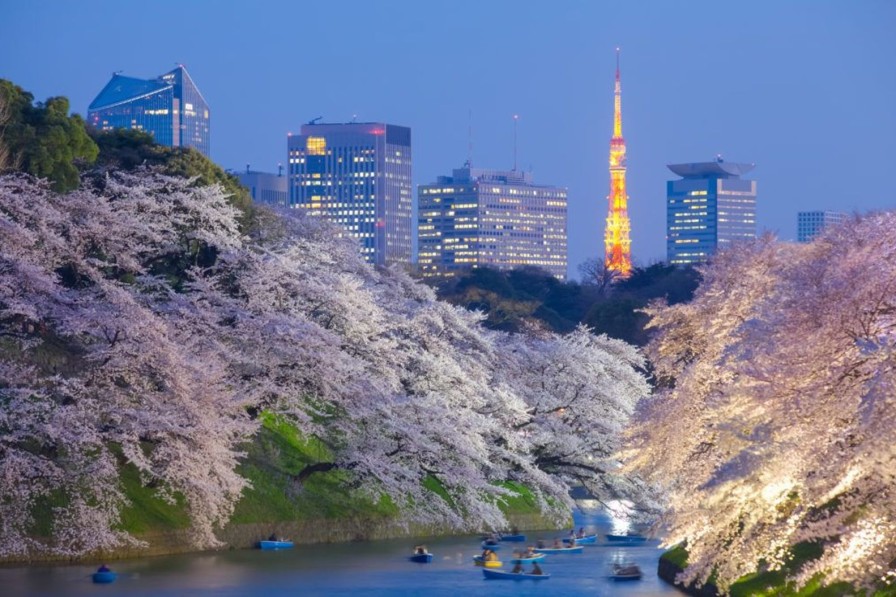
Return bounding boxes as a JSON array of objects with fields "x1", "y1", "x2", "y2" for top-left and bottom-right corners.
[{"x1": 0, "y1": 509, "x2": 683, "y2": 596}]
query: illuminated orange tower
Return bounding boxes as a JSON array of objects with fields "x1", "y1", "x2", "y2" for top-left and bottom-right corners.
[{"x1": 604, "y1": 48, "x2": 632, "y2": 277}]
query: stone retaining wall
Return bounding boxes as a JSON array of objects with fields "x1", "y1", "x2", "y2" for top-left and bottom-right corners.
[{"x1": 2, "y1": 512, "x2": 562, "y2": 564}]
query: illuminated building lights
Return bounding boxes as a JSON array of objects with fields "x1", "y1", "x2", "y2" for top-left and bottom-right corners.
[{"x1": 604, "y1": 48, "x2": 632, "y2": 278}]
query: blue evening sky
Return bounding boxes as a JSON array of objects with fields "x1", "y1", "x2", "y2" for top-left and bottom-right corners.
[{"x1": 2, "y1": 0, "x2": 894, "y2": 275}]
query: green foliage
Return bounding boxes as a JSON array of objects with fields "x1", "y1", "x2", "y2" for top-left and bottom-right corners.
[
  {"x1": 89, "y1": 127, "x2": 255, "y2": 227},
  {"x1": 660, "y1": 543, "x2": 689, "y2": 567},
  {"x1": 116, "y1": 463, "x2": 191, "y2": 533},
  {"x1": 0, "y1": 79, "x2": 98, "y2": 192},
  {"x1": 431, "y1": 263, "x2": 700, "y2": 345},
  {"x1": 229, "y1": 413, "x2": 398, "y2": 524},
  {"x1": 663, "y1": 542, "x2": 893, "y2": 597}
]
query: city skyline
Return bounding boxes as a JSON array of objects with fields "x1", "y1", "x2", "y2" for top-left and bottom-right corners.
[{"x1": 1, "y1": 1, "x2": 894, "y2": 277}]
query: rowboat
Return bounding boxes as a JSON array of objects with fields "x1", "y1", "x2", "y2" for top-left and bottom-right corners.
[
  {"x1": 483, "y1": 568, "x2": 550, "y2": 580},
  {"x1": 92, "y1": 571, "x2": 117, "y2": 584},
  {"x1": 605, "y1": 533, "x2": 647, "y2": 543},
  {"x1": 473, "y1": 555, "x2": 502, "y2": 568},
  {"x1": 563, "y1": 534, "x2": 597, "y2": 544},
  {"x1": 610, "y1": 563, "x2": 643, "y2": 580},
  {"x1": 480, "y1": 541, "x2": 502, "y2": 550},
  {"x1": 258, "y1": 540, "x2": 294, "y2": 550},
  {"x1": 409, "y1": 552, "x2": 433, "y2": 563},
  {"x1": 534, "y1": 545, "x2": 583, "y2": 554},
  {"x1": 508, "y1": 554, "x2": 546, "y2": 563},
  {"x1": 501, "y1": 534, "x2": 526, "y2": 542}
]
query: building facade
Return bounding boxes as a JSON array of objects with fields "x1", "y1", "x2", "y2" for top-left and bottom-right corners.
[
  {"x1": 418, "y1": 166, "x2": 567, "y2": 279},
  {"x1": 237, "y1": 168, "x2": 288, "y2": 207},
  {"x1": 666, "y1": 158, "x2": 757, "y2": 265},
  {"x1": 287, "y1": 122, "x2": 412, "y2": 266},
  {"x1": 797, "y1": 210, "x2": 847, "y2": 243},
  {"x1": 88, "y1": 65, "x2": 210, "y2": 156}
]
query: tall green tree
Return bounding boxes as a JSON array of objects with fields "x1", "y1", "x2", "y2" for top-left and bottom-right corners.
[{"x1": 0, "y1": 80, "x2": 98, "y2": 192}]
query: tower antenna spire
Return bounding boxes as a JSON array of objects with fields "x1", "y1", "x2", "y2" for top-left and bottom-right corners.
[
  {"x1": 604, "y1": 47, "x2": 632, "y2": 278},
  {"x1": 466, "y1": 109, "x2": 473, "y2": 168},
  {"x1": 512, "y1": 114, "x2": 519, "y2": 171}
]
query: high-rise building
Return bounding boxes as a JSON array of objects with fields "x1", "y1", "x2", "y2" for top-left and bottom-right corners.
[
  {"x1": 666, "y1": 158, "x2": 757, "y2": 265},
  {"x1": 237, "y1": 167, "x2": 288, "y2": 207},
  {"x1": 797, "y1": 210, "x2": 847, "y2": 243},
  {"x1": 418, "y1": 166, "x2": 567, "y2": 279},
  {"x1": 604, "y1": 49, "x2": 632, "y2": 278},
  {"x1": 88, "y1": 65, "x2": 210, "y2": 156},
  {"x1": 287, "y1": 122, "x2": 412, "y2": 266}
]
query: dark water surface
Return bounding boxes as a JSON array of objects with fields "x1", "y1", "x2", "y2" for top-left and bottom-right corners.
[{"x1": 2, "y1": 510, "x2": 684, "y2": 596}]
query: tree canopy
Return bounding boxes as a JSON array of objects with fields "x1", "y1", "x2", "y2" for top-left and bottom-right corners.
[
  {"x1": 0, "y1": 170, "x2": 651, "y2": 557},
  {"x1": 625, "y1": 222, "x2": 896, "y2": 591},
  {"x1": 0, "y1": 80, "x2": 98, "y2": 192}
]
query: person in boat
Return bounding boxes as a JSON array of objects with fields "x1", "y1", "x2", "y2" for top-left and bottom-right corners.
[
  {"x1": 525, "y1": 545, "x2": 537, "y2": 557},
  {"x1": 97, "y1": 564, "x2": 110, "y2": 573},
  {"x1": 268, "y1": 532, "x2": 278, "y2": 541},
  {"x1": 552, "y1": 538, "x2": 563, "y2": 548},
  {"x1": 577, "y1": 526, "x2": 585, "y2": 538},
  {"x1": 567, "y1": 536, "x2": 577, "y2": 547},
  {"x1": 511, "y1": 562, "x2": 524, "y2": 573},
  {"x1": 485, "y1": 549, "x2": 497, "y2": 562},
  {"x1": 530, "y1": 562, "x2": 543, "y2": 575},
  {"x1": 415, "y1": 545, "x2": 428, "y2": 555}
]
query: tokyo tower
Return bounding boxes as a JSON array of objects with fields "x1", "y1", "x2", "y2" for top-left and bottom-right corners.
[{"x1": 604, "y1": 48, "x2": 632, "y2": 277}]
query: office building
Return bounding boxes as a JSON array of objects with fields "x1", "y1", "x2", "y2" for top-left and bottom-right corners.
[
  {"x1": 797, "y1": 210, "x2": 847, "y2": 243},
  {"x1": 238, "y1": 167, "x2": 288, "y2": 207},
  {"x1": 288, "y1": 122, "x2": 412, "y2": 266},
  {"x1": 418, "y1": 166, "x2": 567, "y2": 279},
  {"x1": 88, "y1": 65, "x2": 210, "y2": 156},
  {"x1": 666, "y1": 158, "x2": 757, "y2": 265}
]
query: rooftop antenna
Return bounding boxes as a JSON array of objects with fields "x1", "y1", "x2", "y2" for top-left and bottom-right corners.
[
  {"x1": 465, "y1": 109, "x2": 473, "y2": 168},
  {"x1": 277, "y1": 163, "x2": 283, "y2": 177},
  {"x1": 351, "y1": 113, "x2": 357, "y2": 123},
  {"x1": 246, "y1": 163, "x2": 250, "y2": 174},
  {"x1": 513, "y1": 114, "x2": 520, "y2": 171},
  {"x1": 308, "y1": 116, "x2": 323, "y2": 125}
]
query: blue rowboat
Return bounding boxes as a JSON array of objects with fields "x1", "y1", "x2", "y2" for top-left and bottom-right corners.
[
  {"x1": 92, "y1": 571, "x2": 117, "y2": 584},
  {"x1": 409, "y1": 552, "x2": 433, "y2": 563},
  {"x1": 605, "y1": 533, "x2": 647, "y2": 543},
  {"x1": 563, "y1": 534, "x2": 597, "y2": 544},
  {"x1": 501, "y1": 534, "x2": 526, "y2": 542},
  {"x1": 509, "y1": 554, "x2": 546, "y2": 563},
  {"x1": 534, "y1": 545, "x2": 584, "y2": 554},
  {"x1": 258, "y1": 540, "x2": 294, "y2": 550},
  {"x1": 483, "y1": 568, "x2": 550, "y2": 580}
]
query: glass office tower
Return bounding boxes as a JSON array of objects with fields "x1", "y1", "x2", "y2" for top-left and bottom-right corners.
[
  {"x1": 797, "y1": 211, "x2": 847, "y2": 243},
  {"x1": 666, "y1": 158, "x2": 757, "y2": 265},
  {"x1": 418, "y1": 166, "x2": 568, "y2": 279},
  {"x1": 287, "y1": 122, "x2": 412, "y2": 266},
  {"x1": 87, "y1": 65, "x2": 210, "y2": 156}
]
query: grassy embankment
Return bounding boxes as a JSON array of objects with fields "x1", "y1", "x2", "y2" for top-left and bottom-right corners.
[
  {"x1": 660, "y1": 544, "x2": 895, "y2": 597},
  {"x1": 114, "y1": 412, "x2": 547, "y2": 539}
]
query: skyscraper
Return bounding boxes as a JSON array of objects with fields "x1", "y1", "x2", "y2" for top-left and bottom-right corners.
[
  {"x1": 418, "y1": 166, "x2": 567, "y2": 279},
  {"x1": 797, "y1": 210, "x2": 847, "y2": 243},
  {"x1": 237, "y1": 167, "x2": 288, "y2": 207},
  {"x1": 87, "y1": 65, "x2": 210, "y2": 156},
  {"x1": 287, "y1": 122, "x2": 412, "y2": 266},
  {"x1": 666, "y1": 158, "x2": 757, "y2": 265},
  {"x1": 604, "y1": 49, "x2": 632, "y2": 278}
]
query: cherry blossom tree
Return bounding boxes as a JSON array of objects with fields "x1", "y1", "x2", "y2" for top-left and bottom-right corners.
[
  {"x1": 626, "y1": 219, "x2": 896, "y2": 591},
  {"x1": 1, "y1": 169, "x2": 652, "y2": 557}
]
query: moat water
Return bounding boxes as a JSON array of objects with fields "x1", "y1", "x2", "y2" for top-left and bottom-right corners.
[{"x1": 1, "y1": 510, "x2": 684, "y2": 596}]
